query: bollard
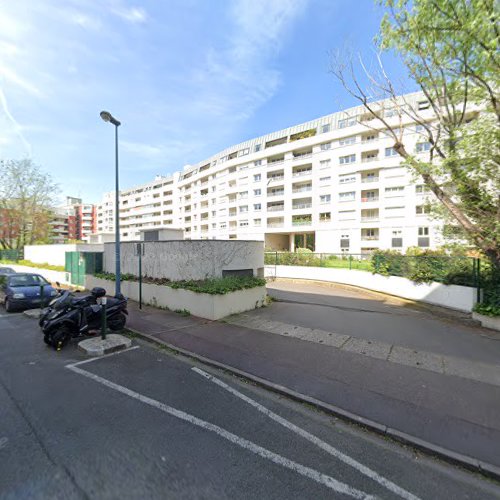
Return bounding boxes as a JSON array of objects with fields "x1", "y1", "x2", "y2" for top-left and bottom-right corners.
[
  {"x1": 101, "y1": 297, "x2": 107, "y2": 340},
  {"x1": 139, "y1": 248, "x2": 143, "y2": 310}
]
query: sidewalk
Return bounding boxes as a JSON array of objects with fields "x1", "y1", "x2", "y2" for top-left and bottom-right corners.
[{"x1": 126, "y1": 300, "x2": 500, "y2": 477}]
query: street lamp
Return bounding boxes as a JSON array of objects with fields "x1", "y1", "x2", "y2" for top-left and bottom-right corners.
[{"x1": 100, "y1": 110, "x2": 122, "y2": 296}]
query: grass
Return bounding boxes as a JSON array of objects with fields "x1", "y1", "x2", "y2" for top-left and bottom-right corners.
[{"x1": 0, "y1": 259, "x2": 65, "y2": 272}]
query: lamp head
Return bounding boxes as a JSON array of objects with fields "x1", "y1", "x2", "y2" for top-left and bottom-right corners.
[{"x1": 100, "y1": 110, "x2": 121, "y2": 126}]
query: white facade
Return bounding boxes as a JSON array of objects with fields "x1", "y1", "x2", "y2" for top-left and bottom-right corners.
[{"x1": 97, "y1": 93, "x2": 447, "y2": 254}]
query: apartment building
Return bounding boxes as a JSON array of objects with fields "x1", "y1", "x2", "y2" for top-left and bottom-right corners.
[
  {"x1": 97, "y1": 93, "x2": 448, "y2": 254},
  {"x1": 50, "y1": 197, "x2": 97, "y2": 243}
]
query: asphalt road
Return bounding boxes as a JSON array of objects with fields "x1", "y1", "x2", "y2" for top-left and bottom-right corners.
[{"x1": 1, "y1": 311, "x2": 499, "y2": 499}]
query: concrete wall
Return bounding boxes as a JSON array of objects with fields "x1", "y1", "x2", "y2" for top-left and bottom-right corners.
[
  {"x1": 266, "y1": 265, "x2": 477, "y2": 312},
  {"x1": 86, "y1": 275, "x2": 266, "y2": 320},
  {"x1": 265, "y1": 234, "x2": 289, "y2": 251},
  {"x1": 24, "y1": 244, "x2": 104, "y2": 267},
  {"x1": 2, "y1": 264, "x2": 71, "y2": 285},
  {"x1": 104, "y1": 240, "x2": 264, "y2": 281}
]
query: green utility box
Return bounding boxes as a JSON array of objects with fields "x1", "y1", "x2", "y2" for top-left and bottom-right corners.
[{"x1": 65, "y1": 252, "x2": 103, "y2": 286}]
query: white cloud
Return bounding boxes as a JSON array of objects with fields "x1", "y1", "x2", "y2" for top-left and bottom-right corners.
[
  {"x1": 111, "y1": 6, "x2": 147, "y2": 23},
  {"x1": 0, "y1": 63, "x2": 43, "y2": 97}
]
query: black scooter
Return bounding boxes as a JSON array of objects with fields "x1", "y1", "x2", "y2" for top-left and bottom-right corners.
[{"x1": 40, "y1": 287, "x2": 128, "y2": 350}]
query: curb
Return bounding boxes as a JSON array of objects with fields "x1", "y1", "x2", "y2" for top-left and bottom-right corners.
[{"x1": 127, "y1": 326, "x2": 500, "y2": 482}]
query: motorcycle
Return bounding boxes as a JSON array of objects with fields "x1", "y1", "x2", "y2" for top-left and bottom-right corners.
[{"x1": 40, "y1": 287, "x2": 128, "y2": 350}]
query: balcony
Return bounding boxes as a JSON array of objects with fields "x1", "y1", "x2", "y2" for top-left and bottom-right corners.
[
  {"x1": 267, "y1": 205, "x2": 284, "y2": 212},
  {"x1": 292, "y1": 203, "x2": 312, "y2": 210},
  {"x1": 361, "y1": 197, "x2": 379, "y2": 202},
  {"x1": 267, "y1": 175, "x2": 284, "y2": 182},
  {"x1": 267, "y1": 222, "x2": 284, "y2": 228},
  {"x1": 293, "y1": 152, "x2": 312, "y2": 161},
  {"x1": 292, "y1": 186, "x2": 312, "y2": 193},
  {"x1": 361, "y1": 156, "x2": 379, "y2": 163},
  {"x1": 361, "y1": 235, "x2": 379, "y2": 241},
  {"x1": 268, "y1": 191, "x2": 285, "y2": 197},
  {"x1": 292, "y1": 219, "x2": 312, "y2": 226},
  {"x1": 361, "y1": 217, "x2": 379, "y2": 222},
  {"x1": 292, "y1": 170, "x2": 312, "y2": 178},
  {"x1": 361, "y1": 176, "x2": 379, "y2": 183}
]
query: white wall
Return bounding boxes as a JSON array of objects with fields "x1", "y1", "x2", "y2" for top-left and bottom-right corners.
[
  {"x1": 266, "y1": 265, "x2": 477, "y2": 312},
  {"x1": 24, "y1": 244, "x2": 104, "y2": 267},
  {"x1": 104, "y1": 240, "x2": 264, "y2": 281}
]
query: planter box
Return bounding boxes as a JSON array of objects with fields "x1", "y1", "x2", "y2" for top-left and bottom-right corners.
[
  {"x1": 266, "y1": 265, "x2": 477, "y2": 313},
  {"x1": 472, "y1": 312, "x2": 500, "y2": 332},
  {"x1": 85, "y1": 275, "x2": 267, "y2": 321}
]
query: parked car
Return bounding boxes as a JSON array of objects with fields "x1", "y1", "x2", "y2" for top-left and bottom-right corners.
[
  {"x1": 0, "y1": 267, "x2": 16, "y2": 276},
  {"x1": 0, "y1": 273, "x2": 57, "y2": 312}
]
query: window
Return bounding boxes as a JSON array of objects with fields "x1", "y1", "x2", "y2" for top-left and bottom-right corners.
[
  {"x1": 239, "y1": 191, "x2": 248, "y2": 199},
  {"x1": 385, "y1": 147, "x2": 398, "y2": 157},
  {"x1": 415, "y1": 124, "x2": 425, "y2": 133},
  {"x1": 339, "y1": 174, "x2": 356, "y2": 184},
  {"x1": 254, "y1": 218, "x2": 261, "y2": 226},
  {"x1": 254, "y1": 144, "x2": 261, "y2": 152},
  {"x1": 418, "y1": 227, "x2": 429, "y2": 236},
  {"x1": 320, "y1": 176, "x2": 331, "y2": 182},
  {"x1": 339, "y1": 136, "x2": 356, "y2": 146},
  {"x1": 339, "y1": 154, "x2": 356, "y2": 165},
  {"x1": 339, "y1": 191, "x2": 355, "y2": 202},
  {"x1": 220, "y1": 222, "x2": 227, "y2": 229},
  {"x1": 416, "y1": 184, "x2": 431, "y2": 194},
  {"x1": 416, "y1": 142, "x2": 431, "y2": 153},
  {"x1": 319, "y1": 212, "x2": 331, "y2": 221},
  {"x1": 320, "y1": 159, "x2": 331, "y2": 169},
  {"x1": 392, "y1": 229, "x2": 403, "y2": 248},
  {"x1": 338, "y1": 117, "x2": 356, "y2": 129},
  {"x1": 239, "y1": 220, "x2": 249, "y2": 227},
  {"x1": 385, "y1": 186, "x2": 405, "y2": 196},
  {"x1": 322, "y1": 124, "x2": 331, "y2": 133},
  {"x1": 416, "y1": 205, "x2": 430, "y2": 215},
  {"x1": 254, "y1": 203, "x2": 261, "y2": 211},
  {"x1": 418, "y1": 100, "x2": 430, "y2": 110},
  {"x1": 320, "y1": 194, "x2": 331, "y2": 203},
  {"x1": 418, "y1": 226, "x2": 430, "y2": 247},
  {"x1": 385, "y1": 108, "x2": 398, "y2": 118},
  {"x1": 254, "y1": 160, "x2": 262, "y2": 166},
  {"x1": 254, "y1": 174, "x2": 261, "y2": 182},
  {"x1": 320, "y1": 142, "x2": 331, "y2": 151},
  {"x1": 240, "y1": 148, "x2": 249, "y2": 156},
  {"x1": 254, "y1": 189, "x2": 261, "y2": 196},
  {"x1": 239, "y1": 205, "x2": 248, "y2": 213}
]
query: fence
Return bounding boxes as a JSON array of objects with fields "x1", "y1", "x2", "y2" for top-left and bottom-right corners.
[
  {"x1": 0, "y1": 249, "x2": 21, "y2": 261},
  {"x1": 265, "y1": 252, "x2": 484, "y2": 291}
]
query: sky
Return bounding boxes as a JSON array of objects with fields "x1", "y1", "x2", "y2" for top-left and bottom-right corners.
[{"x1": 0, "y1": 0, "x2": 412, "y2": 204}]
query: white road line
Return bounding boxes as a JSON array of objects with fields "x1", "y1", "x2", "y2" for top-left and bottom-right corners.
[
  {"x1": 67, "y1": 364, "x2": 374, "y2": 499},
  {"x1": 65, "y1": 346, "x2": 140, "y2": 368},
  {"x1": 192, "y1": 367, "x2": 420, "y2": 500}
]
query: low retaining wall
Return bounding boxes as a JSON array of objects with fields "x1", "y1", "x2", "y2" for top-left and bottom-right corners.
[
  {"x1": 472, "y1": 313, "x2": 500, "y2": 332},
  {"x1": 2, "y1": 264, "x2": 71, "y2": 285},
  {"x1": 266, "y1": 265, "x2": 477, "y2": 313},
  {"x1": 85, "y1": 275, "x2": 267, "y2": 321}
]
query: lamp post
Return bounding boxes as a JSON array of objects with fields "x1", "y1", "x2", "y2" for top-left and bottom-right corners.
[{"x1": 100, "y1": 110, "x2": 122, "y2": 295}]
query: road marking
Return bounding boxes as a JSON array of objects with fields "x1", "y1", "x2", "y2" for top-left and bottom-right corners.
[
  {"x1": 67, "y1": 364, "x2": 374, "y2": 499},
  {"x1": 66, "y1": 346, "x2": 140, "y2": 368},
  {"x1": 192, "y1": 367, "x2": 420, "y2": 500}
]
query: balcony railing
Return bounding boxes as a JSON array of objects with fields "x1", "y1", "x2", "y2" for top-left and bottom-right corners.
[
  {"x1": 292, "y1": 170, "x2": 312, "y2": 177},
  {"x1": 361, "y1": 217, "x2": 379, "y2": 222},
  {"x1": 293, "y1": 153, "x2": 312, "y2": 160},
  {"x1": 292, "y1": 220, "x2": 312, "y2": 226},
  {"x1": 268, "y1": 159, "x2": 284, "y2": 165},
  {"x1": 268, "y1": 176, "x2": 284, "y2": 182},
  {"x1": 361, "y1": 156, "x2": 379, "y2": 163},
  {"x1": 361, "y1": 197, "x2": 379, "y2": 202},
  {"x1": 292, "y1": 203, "x2": 312, "y2": 210},
  {"x1": 268, "y1": 191, "x2": 285, "y2": 197},
  {"x1": 361, "y1": 235, "x2": 379, "y2": 240},
  {"x1": 292, "y1": 187, "x2": 312, "y2": 193},
  {"x1": 319, "y1": 218, "x2": 331, "y2": 223},
  {"x1": 267, "y1": 205, "x2": 284, "y2": 212},
  {"x1": 267, "y1": 222, "x2": 284, "y2": 228},
  {"x1": 361, "y1": 177, "x2": 379, "y2": 183}
]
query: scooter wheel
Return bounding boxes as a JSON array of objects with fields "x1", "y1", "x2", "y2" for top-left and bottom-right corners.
[{"x1": 51, "y1": 327, "x2": 71, "y2": 351}]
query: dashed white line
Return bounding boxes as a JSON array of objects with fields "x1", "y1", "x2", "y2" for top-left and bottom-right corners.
[
  {"x1": 67, "y1": 363, "x2": 374, "y2": 499},
  {"x1": 192, "y1": 367, "x2": 420, "y2": 500}
]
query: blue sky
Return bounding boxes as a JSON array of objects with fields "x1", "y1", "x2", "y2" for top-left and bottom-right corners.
[{"x1": 0, "y1": 0, "x2": 411, "y2": 204}]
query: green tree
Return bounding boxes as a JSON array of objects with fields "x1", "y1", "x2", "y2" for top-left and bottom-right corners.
[
  {"x1": 0, "y1": 159, "x2": 59, "y2": 249},
  {"x1": 331, "y1": 0, "x2": 500, "y2": 267}
]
